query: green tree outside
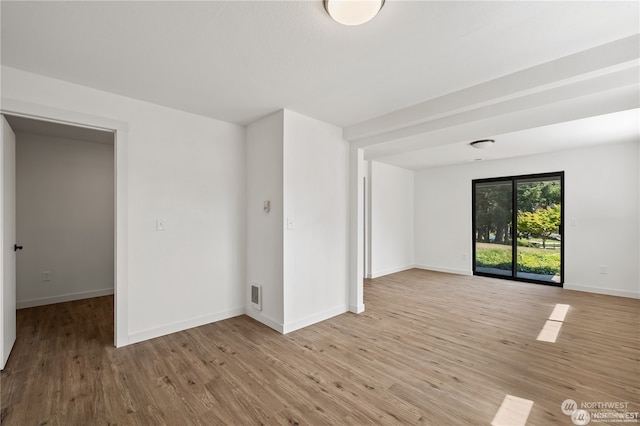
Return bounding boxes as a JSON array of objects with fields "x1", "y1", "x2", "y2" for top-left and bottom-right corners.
[
  {"x1": 517, "y1": 180, "x2": 561, "y2": 212},
  {"x1": 517, "y1": 204, "x2": 561, "y2": 249}
]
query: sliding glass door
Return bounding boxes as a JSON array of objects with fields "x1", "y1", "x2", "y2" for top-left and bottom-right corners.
[{"x1": 473, "y1": 172, "x2": 563, "y2": 285}]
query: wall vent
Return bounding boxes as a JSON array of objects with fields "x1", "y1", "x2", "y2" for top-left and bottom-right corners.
[{"x1": 251, "y1": 284, "x2": 262, "y2": 311}]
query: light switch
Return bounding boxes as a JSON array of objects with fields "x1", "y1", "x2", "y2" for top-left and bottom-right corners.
[
  {"x1": 264, "y1": 200, "x2": 270, "y2": 213},
  {"x1": 286, "y1": 217, "x2": 294, "y2": 230},
  {"x1": 156, "y1": 218, "x2": 167, "y2": 231}
]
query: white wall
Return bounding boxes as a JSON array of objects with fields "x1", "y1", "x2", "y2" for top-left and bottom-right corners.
[
  {"x1": 2, "y1": 66, "x2": 246, "y2": 344},
  {"x1": 245, "y1": 109, "x2": 350, "y2": 333},
  {"x1": 414, "y1": 164, "x2": 473, "y2": 276},
  {"x1": 369, "y1": 161, "x2": 414, "y2": 278},
  {"x1": 245, "y1": 111, "x2": 284, "y2": 329},
  {"x1": 16, "y1": 132, "x2": 114, "y2": 308},
  {"x1": 415, "y1": 141, "x2": 640, "y2": 298},
  {"x1": 282, "y1": 110, "x2": 349, "y2": 332}
]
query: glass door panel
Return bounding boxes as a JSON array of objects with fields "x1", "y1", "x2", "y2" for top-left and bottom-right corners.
[
  {"x1": 474, "y1": 180, "x2": 513, "y2": 277},
  {"x1": 515, "y1": 177, "x2": 562, "y2": 283}
]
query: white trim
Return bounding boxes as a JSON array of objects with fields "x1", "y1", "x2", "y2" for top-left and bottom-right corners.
[
  {"x1": 349, "y1": 303, "x2": 365, "y2": 314},
  {"x1": 128, "y1": 307, "x2": 245, "y2": 345},
  {"x1": 413, "y1": 264, "x2": 472, "y2": 276},
  {"x1": 244, "y1": 309, "x2": 284, "y2": 334},
  {"x1": 0, "y1": 99, "x2": 128, "y2": 133},
  {"x1": 282, "y1": 305, "x2": 348, "y2": 334},
  {"x1": 564, "y1": 283, "x2": 639, "y2": 299},
  {"x1": 113, "y1": 128, "x2": 128, "y2": 348},
  {"x1": 0, "y1": 98, "x2": 129, "y2": 347},
  {"x1": 16, "y1": 288, "x2": 114, "y2": 309},
  {"x1": 369, "y1": 265, "x2": 414, "y2": 279}
]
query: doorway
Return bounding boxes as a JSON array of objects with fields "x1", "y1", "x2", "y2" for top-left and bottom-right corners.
[
  {"x1": 1, "y1": 107, "x2": 127, "y2": 369},
  {"x1": 9, "y1": 115, "x2": 115, "y2": 310},
  {"x1": 6, "y1": 115, "x2": 115, "y2": 342},
  {"x1": 472, "y1": 172, "x2": 564, "y2": 286}
]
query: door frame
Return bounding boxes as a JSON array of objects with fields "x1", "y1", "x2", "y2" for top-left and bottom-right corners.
[
  {"x1": 1, "y1": 98, "x2": 129, "y2": 348},
  {"x1": 472, "y1": 171, "x2": 565, "y2": 287}
]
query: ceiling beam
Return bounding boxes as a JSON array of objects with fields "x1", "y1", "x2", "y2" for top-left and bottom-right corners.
[
  {"x1": 344, "y1": 35, "x2": 640, "y2": 152},
  {"x1": 365, "y1": 87, "x2": 638, "y2": 169}
]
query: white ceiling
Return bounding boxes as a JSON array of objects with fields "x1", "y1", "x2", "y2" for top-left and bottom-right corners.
[{"x1": 1, "y1": 1, "x2": 638, "y2": 170}]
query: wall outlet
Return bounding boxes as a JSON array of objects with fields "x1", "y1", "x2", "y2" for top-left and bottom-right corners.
[
  {"x1": 599, "y1": 265, "x2": 608, "y2": 275},
  {"x1": 156, "y1": 218, "x2": 167, "y2": 231},
  {"x1": 42, "y1": 271, "x2": 51, "y2": 281}
]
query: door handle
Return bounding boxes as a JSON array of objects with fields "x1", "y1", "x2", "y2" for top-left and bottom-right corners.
[{"x1": 14, "y1": 244, "x2": 23, "y2": 252}]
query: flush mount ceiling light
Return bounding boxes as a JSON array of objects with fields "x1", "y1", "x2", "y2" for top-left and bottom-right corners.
[
  {"x1": 470, "y1": 139, "x2": 495, "y2": 149},
  {"x1": 324, "y1": 0, "x2": 385, "y2": 26}
]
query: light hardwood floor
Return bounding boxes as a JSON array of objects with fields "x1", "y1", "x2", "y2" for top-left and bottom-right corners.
[{"x1": 1, "y1": 269, "x2": 638, "y2": 425}]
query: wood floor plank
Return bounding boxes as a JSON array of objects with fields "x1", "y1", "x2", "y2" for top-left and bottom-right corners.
[{"x1": 1, "y1": 269, "x2": 638, "y2": 425}]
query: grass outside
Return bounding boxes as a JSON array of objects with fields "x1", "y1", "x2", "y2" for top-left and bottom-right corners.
[
  {"x1": 476, "y1": 242, "x2": 560, "y2": 275},
  {"x1": 517, "y1": 237, "x2": 561, "y2": 250}
]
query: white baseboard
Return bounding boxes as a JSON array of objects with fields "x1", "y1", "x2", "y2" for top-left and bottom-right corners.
[
  {"x1": 128, "y1": 307, "x2": 244, "y2": 345},
  {"x1": 17, "y1": 288, "x2": 115, "y2": 309},
  {"x1": 370, "y1": 265, "x2": 415, "y2": 279},
  {"x1": 244, "y1": 309, "x2": 284, "y2": 333},
  {"x1": 282, "y1": 305, "x2": 348, "y2": 334},
  {"x1": 349, "y1": 304, "x2": 365, "y2": 314},
  {"x1": 564, "y1": 283, "x2": 640, "y2": 299},
  {"x1": 244, "y1": 305, "x2": 348, "y2": 334},
  {"x1": 413, "y1": 264, "x2": 472, "y2": 276}
]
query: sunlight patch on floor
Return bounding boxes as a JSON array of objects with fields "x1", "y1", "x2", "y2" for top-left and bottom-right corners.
[
  {"x1": 536, "y1": 303, "x2": 571, "y2": 343},
  {"x1": 491, "y1": 394, "x2": 534, "y2": 426},
  {"x1": 536, "y1": 320, "x2": 562, "y2": 342},
  {"x1": 548, "y1": 304, "x2": 570, "y2": 322}
]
